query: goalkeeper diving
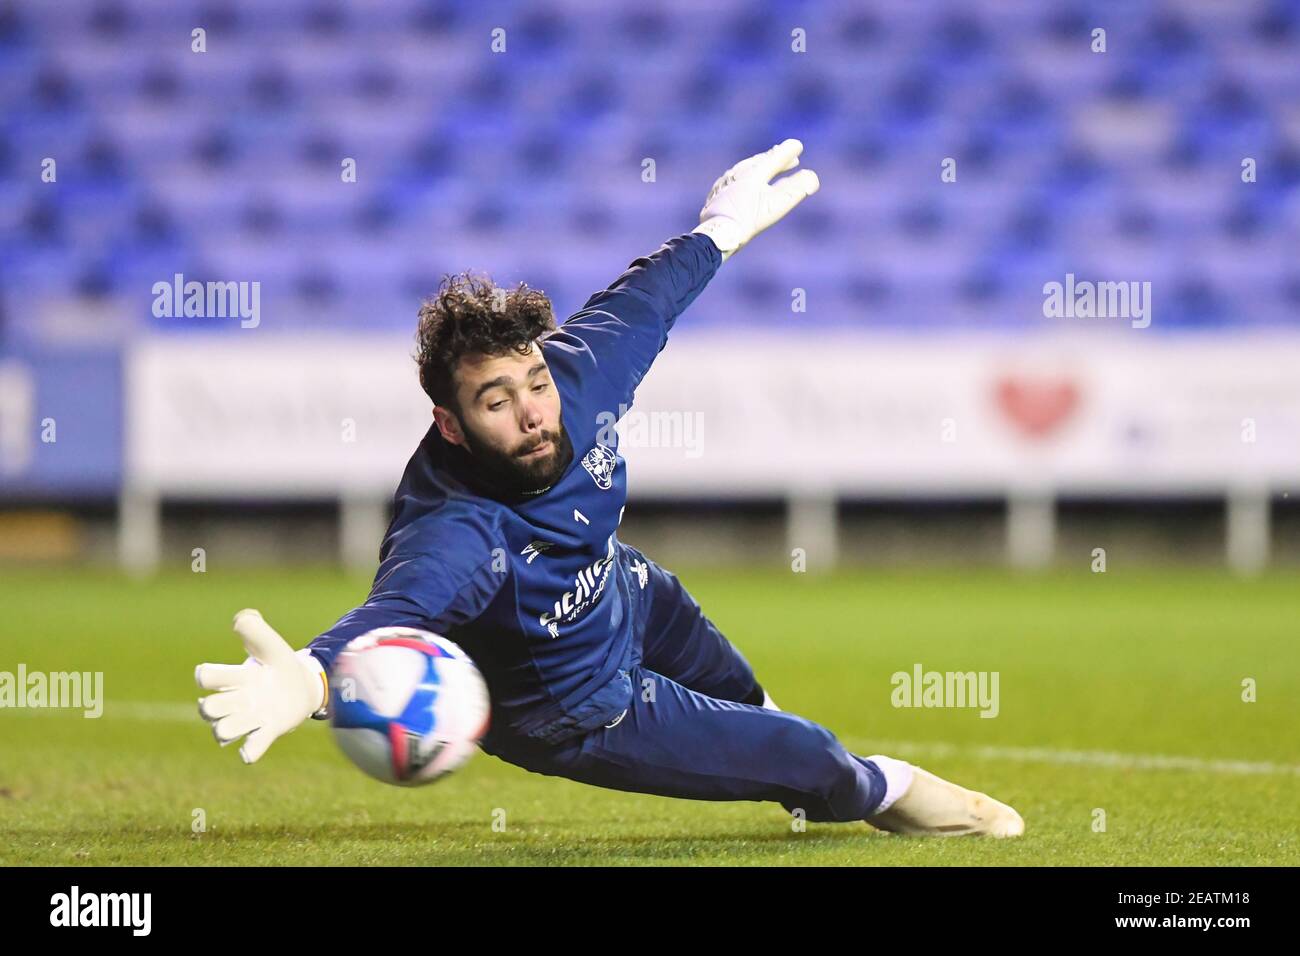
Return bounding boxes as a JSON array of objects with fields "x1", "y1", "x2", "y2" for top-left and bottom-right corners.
[{"x1": 196, "y1": 140, "x2": 1025, "y2": 838}]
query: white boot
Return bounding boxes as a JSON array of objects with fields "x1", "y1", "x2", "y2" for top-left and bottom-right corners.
[{"x1": 869, "y1": 765, "x2": 1025, "y2": 838}]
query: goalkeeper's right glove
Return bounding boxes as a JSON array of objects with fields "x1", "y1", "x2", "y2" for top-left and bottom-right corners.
[
  {"x1": 691, "y1": 138, "x2": 821, "y2": 262},
  {"x1": 195, "y1": 608, "x2": 328, "y2": 765}
]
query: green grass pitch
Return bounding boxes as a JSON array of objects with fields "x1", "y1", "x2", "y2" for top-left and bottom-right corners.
[{"x1": 1, "y1": 565, "x2": 1297, "y2": 866}]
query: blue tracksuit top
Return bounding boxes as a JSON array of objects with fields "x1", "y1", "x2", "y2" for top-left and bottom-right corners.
[{"x1": 308, "y1": 231, "x2": 722, "y2": 745}]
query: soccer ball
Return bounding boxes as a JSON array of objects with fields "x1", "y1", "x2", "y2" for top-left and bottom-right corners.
[{"x1": 329, "y1": 627, "x2": 490, "y2": 786}]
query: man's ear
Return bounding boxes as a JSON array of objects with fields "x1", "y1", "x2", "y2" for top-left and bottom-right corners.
[{"x1": 433, "y1": 405, "x2": 466, "y2": 447}]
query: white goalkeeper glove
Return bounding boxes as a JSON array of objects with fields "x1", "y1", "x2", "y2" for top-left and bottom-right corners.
[
  {"x1": 691, "y1": 138, "x2": 820, "y2": 262},
  {"x1": 195, "y1": 608, "x2": 328, "y2": 765}
]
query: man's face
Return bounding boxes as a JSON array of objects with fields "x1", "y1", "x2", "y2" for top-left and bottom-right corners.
[{"x1": 434, "y1": 342, "x2": 573, "y2": 495}]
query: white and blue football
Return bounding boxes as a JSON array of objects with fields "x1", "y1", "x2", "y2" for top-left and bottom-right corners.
[{"x1": 329, "y1": 627, "x2": 490, "y2": 786}]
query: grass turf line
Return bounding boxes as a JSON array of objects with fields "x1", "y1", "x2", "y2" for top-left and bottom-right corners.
[{"x1": 1, "y1": 566, "x2": 1296, "y2": 866}]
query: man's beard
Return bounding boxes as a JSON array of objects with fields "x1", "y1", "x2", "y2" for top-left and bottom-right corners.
[{"x1": 460, "y1": 420, "x2": 575, "y2": 497}]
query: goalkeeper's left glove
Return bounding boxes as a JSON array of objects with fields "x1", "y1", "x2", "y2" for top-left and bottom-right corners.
[
  {"x1": 195, "y1": 609, "x2": 328, "y2": 765},
  {"x1": 691, "y1": 138, "x2": 821, "y2": 262}
]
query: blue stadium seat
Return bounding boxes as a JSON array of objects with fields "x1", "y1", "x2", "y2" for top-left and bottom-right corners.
[{"x1": 2, "y1": 0, "x2": 1299, "y2": 338}]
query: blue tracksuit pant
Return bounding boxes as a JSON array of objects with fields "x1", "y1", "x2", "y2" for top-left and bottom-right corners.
[{"x1": 480, "y1": 546, "x2": 887, "y2": 822}]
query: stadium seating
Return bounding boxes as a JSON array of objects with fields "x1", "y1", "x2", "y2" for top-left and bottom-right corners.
[{"x1": 2, "y1": 0, "x2": 1298, "y2": 343}]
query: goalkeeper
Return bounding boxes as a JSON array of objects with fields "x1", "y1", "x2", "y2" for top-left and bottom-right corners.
[{"x1": 196, "y1": 140, "x2": 1024, "y2": 837}]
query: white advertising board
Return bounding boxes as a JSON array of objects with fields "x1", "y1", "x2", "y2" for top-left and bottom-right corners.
[{"x1": 126, "y1": 334, "x2": 1300, "y2": 498}]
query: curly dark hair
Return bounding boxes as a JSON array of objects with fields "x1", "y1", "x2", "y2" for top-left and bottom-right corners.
[{"x1": 415, "y1": 272, "x2": 556, "y2": 411}]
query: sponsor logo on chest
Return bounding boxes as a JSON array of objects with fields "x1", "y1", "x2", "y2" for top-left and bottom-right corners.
[{"x1": 537, "y1": 534, "x2": 617, "y2": 634}]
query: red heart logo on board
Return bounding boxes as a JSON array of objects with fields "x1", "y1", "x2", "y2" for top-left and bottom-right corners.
[{"x1": 995, "y1": 377, "x2": 1079, "y2": 439}]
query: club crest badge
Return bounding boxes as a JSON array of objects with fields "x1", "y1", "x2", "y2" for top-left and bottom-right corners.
[{"x1": 581, "y1": 443, "x2": 617, "y2": 490}]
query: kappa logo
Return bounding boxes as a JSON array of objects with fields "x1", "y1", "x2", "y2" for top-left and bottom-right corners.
[
  {"x1": 581, "y1": 443, "x2": 617, "y2": 490},
  {"x1": 521, "y1": 540, "x2": 555, "y2": 565}
]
